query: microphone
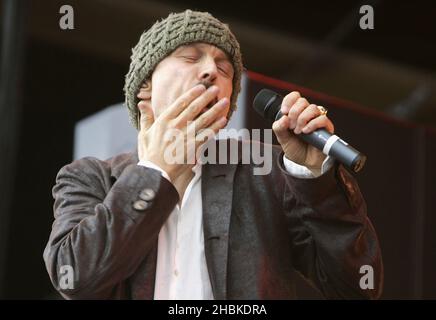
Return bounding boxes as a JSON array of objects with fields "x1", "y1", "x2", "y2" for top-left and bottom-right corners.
[{"x1": 253, "y1": 89, "x2": 366, "y2": 173}]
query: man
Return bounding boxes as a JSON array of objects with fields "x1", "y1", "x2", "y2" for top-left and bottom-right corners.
[{"x1": 43, "y1": 10, "x2": 383, "y2": 299}]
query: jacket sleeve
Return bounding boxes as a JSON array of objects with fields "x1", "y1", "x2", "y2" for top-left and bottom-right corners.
[
  {"x1": 43, "y1": 158, "x2": 179, "y2": 299},
  {"x1": 279, "y1": 154, "x2": 384, "y2": 299}
]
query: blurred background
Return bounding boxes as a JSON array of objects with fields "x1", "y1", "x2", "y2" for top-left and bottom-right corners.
[{"x1": 0, "y1": 0, "x2": 435, "y2": 299}]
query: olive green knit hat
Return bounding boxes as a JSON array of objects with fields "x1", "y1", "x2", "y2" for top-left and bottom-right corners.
[{"x1": 124, "y1": 9, "x2": 243, "y2": 130}]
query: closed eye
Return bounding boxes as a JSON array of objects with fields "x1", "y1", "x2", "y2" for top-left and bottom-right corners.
[
  {"x1": 218, "y1": 63, "x2": 233, "y2": 78},
  {"x1": 218, "y1": 66, "x2": 229, "y2": 76},
  {"x1": 182, "y1": 56, "x2": 200, "y2": 62}
]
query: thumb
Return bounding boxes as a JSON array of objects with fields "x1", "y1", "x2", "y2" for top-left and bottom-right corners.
[{"x1": 138, "y1": 101, "x2": 154, "y2": 131}]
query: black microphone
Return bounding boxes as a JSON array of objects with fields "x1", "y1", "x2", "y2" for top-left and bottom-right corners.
[{"x1": 253, "y1": 89, "x2": 366, "y2": 173}]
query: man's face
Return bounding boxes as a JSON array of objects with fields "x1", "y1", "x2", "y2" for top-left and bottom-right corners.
[{"x1": 148, "y1": 42, "x2": 234, "y2": 120}]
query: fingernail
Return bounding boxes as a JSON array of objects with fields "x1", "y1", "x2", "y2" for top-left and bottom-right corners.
[
  {"x1": 208, "y1": 85, "x2": 219, "y2": 93},
  {"x1": 302, "y1": 126, "x2": 309, "y2": 133},
  {"x1": 194, "y1": 84, "x2": 206, "y2": 92}
]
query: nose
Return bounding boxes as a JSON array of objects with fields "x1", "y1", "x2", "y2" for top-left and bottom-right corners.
[{"x1": 199, "y1": 58, "x2": 218, "y2": 83}]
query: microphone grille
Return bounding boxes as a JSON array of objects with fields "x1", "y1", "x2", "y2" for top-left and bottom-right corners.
[{"x1": 253, "y1": 89, "x2": 281, "y2": 120}]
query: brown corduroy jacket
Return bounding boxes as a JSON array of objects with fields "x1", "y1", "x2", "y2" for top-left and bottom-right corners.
[{"x1": 43, "y1": 139, "x2": 383, "y2": 299}]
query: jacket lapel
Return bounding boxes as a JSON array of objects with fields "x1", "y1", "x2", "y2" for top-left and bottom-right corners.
[{"x1": 201, "y1": 139, "x2": 240, "y2": 300}]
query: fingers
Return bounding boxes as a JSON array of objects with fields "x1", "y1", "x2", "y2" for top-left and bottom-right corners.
[
  {"x1": 301, "y1": 115, "x2": 335, "y2": 134},
  {"x1": 294, "y1": 104, "x2": 334, "y2": 134},
  {"x1": 288, "y1": 97, "x2": 310, "y2": 129},
  {"x1": 195, "y1": 116, "x2": 228, "y2": 144},
  {"x1": 280, "y1": 91, "x2": 301, "y2": 115},
  {"x1": 279, "y1": 90, "x2": 335, "y2": 135},
  {"x1": 176, "y1": 85, "x2": 221, "y2": 125},
  {"x1": 188, "y1": 97, "x2": 229, "y2": 134},
  {"x1": 294, "y1": 104, "x2": 320, "y2": 134},
  {"x1": 161, "y1": 84, "x2": 207, "y2": 120}
]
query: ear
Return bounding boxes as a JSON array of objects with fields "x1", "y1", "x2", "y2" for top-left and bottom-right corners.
[
  {"x1": 137, "y1": 80, "x2": 152, "y2": 101},
  {"x1": 137, "y1": 80, "x2": 154, "y2": 130}
]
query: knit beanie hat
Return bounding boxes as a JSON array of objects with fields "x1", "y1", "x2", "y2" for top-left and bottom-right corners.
[{"x1": 124, "y1": 9, "x2": 243, "y2": 130}]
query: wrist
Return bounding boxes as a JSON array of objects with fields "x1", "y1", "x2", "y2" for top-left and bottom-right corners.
[
  {"x1": 138, "y1": 157, "x2": 174, "y2": 181},
  {"x1": 284, "y1": 152, "x2": 326, "y2": 170}
]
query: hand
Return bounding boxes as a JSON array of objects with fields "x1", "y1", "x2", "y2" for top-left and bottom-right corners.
[
  {"x1": 136, "y1": 84, "x2": 228, "y2": 182},
  {"x1": 272, "y1": 91, "x2": 335, "y2": 170}
]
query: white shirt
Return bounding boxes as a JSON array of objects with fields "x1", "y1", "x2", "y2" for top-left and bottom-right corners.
[{"x1": 138, "y1": 150, "x2": 333, "y2": 300}]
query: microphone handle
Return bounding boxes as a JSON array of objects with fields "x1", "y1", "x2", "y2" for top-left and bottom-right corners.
[{"x1": 274, "y1": 111, "x2": 367, "y2": 173}]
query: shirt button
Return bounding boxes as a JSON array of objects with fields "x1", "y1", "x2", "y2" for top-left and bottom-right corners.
[{"x1": 174, "y1": 269, "x2": 179, "y2": 277}]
